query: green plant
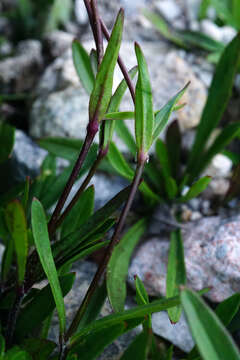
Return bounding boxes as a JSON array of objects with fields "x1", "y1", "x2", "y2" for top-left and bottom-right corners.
[
  {"x1": 0, "y1": 1, "x2": 240, "y2": 359},
  {"x1": 143, "y1": 0, "x2": 240, "y2": 64},
  {"x1": 3, "y1": 0, "x2": 72, "y2": 42}
]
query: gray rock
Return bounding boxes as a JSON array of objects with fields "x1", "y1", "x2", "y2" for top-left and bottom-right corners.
[
  {"x1": 0, "y1": 130, "x2": 47, "y2": 193},
  {"x1": 0, "y1": 40, "x2": 43, "y2": 93},
  {"x1": 129, "y1": 215, "x2": 240, "y2": 303},
  {"x1": 44, "y1": 30, "x2": 74, "y2": 59},
  {"x1": 152, "y1": 312, "x2": 194, "y2": 352},
  {"x1": 30, "y1": 41, "x2": 207, "y2": 147},
  {"x1": 74, "y1": 0, "x2": 89, "y2": 25},
  {"x1": 30, "y1": 86, "x2": 89, "y2": 139}
]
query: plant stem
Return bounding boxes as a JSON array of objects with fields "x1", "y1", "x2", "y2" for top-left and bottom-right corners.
[
  {"x1": 91, "y1": 0, "x2": 104, "y2": 64},
  {"x1": 84, "y1": 0, "x2": 135, "y2": 103},
  {"x1": 5, "y1": 284, "x2": 24, "y2": 348},
  {"x1": 48, "y1": 121, "x2": 99, "y2": 235},
  {"x1": 64, "y1": 160, "x2": 145, "y2": 342}
]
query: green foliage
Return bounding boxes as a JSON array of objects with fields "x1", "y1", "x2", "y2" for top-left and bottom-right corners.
[
  {"x1": 1, "y1": 1, "x2": 240, "y2": 359},
  {"x1": 5, "y1": 0, "x2": 72, "y2": 41}
]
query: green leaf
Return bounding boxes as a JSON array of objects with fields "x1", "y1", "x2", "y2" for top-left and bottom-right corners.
[
  {"x1": 167, "y1": 230, "x2": 186, "y2": 323},
  {"x1": 102, "y1": 66, "x2": 138, "y2": 151},
  {"x1": 177, "y1": 29, "x2": 224, "y2": 52},
  {"x1": 105, "y1": 111, "x2": 134, "y2": 120},
  {"x1": 71, "y1": 295, "x2": 179, "y2": 345},
  {"x1": 142, "y1": 9, "x2": 188, "y2": 49},
  {"x1": 31, "y1": 198, "x2": 66, "y2": 334},
  {"x1": 4, "y1": 349, "x2": 32, "y2": 360},
  {"x1": 180, "y1": 176, "x2": 211, "y2": 202},
  {"x1": 61, "y1": 186, "x2": 94, "y2": 238},
  {"x1": 199, "y1": 0, "x2": 210, "y2": 19},
  {"x1": 135, "y1": 43, "x2": 154, "y2": 156},
  {"x1": 38, "y1": 137, "x2": 98, "y2": 163},
  {"x1": 44, "y1": 0, "x2": 72, "y2": 33},
  {"x1": 115, "y1": 119, "x2": 137, "y2": 156},
  {"x1": 153, "y1": 83, "x2": 189, "y2": 142},
  {"x1": 155, "y1": 139, "x2": 178, "y2": 199},
  {"x1": 0, "y1": 121, "x2": 15, "y2": 164},
  {"x1": 52, "y1": 185, "x2": 131, "y2": 265},
  {"x1": 107, "y1": 219, "x2": 146, "y2": 312},
  {"x1": 89, "y1": 9, "x2": 123, "y2": 122},
  {"x1": 232, "y1": 0, "x2": 240, "y2": 25},
  {"x1": 1, "y1": 236, "x2": 14, "y2": 282},
  {"x1": 120, "y1": 330, "x2": 151, "y2": 360},
  {"x1": 72, "y1": 40, "x2": 95, "y2": 94},
  {"x1": 77, "y1": 281, "x2": 107, "y2": 330},
  {"x1": 5, "y1": 200, "x2": 28, "y2": 284},
  {"x1": 135, "y1": 275, "x2": 149, "y2": 306},
  {"x1": 166, "y1": 120, "x2": 181, "y2": 179},
  {"x1": 187, "y1": 33, "x2": 240, "y2": 179},
  {"x1": 181, "y1": 289, "x2": 240, "y2": 360},
  {"x1": 69, "y1": 319, "x2": 143, "y2": 360},
  {"x1": 15, "y1": 273, "x2": 75, "y2": 339},
  {"x1": 107, "y1": 142, "x2": 134, "y2": 180},
  {"x1": 0, "y1": 334, "x2": 5, "y2": 359},
  {"x1": 21, "y1": 339, "x2": 56, "y2": 360},
  {"x1": 209, "y1": 0, "x2": 240, "y2": 29}
]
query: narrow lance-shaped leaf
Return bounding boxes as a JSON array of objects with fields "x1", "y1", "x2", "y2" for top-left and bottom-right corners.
[
  {"x1": 188, "y1": 292, "x2": 240, "y2": 360},
  {"x1": 61, "y1": 186, "x2": 94, "y2": 238},
  {"x1": 107, "y1": 219, "x2": 146, "y2": 312},
  {"x1": 89, "y1": 9, "x2": 124, "y2": 122},
  {"x1": 135, "y1": 275, "x2": 152, "y2": 328},
  {"x1": 209, "y1": 0, "x2": 240, "y2": 29},
  {"x1": 0, "y1": 121, "x2": 15, "y2": 164},
  {"x1": 153, "y1": 83, "x2": 189, "y2": 142},
  {"x1": 31, "y1": 198, "x2": 66, "y2": 335},
  {"x1": 180, "y1": 176, "x2": 211, "y2": 202},
  {"x1": 181, "y1": 289, "x2": 240, "y2": 360},
  {"x1": 135, "y1": 42, "x2": 154, "y2": 158},
  {"x1": 120, "y1": 330, "x2": 151, "y2": 360},
  {"x1": 72, "y1": 40, "x2": 95, "y2": 94},
  {"x1": 167, "y1": 230, "x2": 186, "y2": 323},
  {"x1": 5, "y1": 200, "x2": 28, "y2": 284},
  {"x1": 187, "y1": 33, "x2": 240, "y2": 177},
  {"x1": 102, "y1": 66, "x2": 138, "y2": 150}
]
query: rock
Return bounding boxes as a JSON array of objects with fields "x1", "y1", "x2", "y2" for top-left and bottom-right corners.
[
  {"x1": 30, "y1": 86, "x2": 89, "y2": 138},
  {"x1": 30, "y1": 41, "x2": 207, "y2": 145},
  {"x1": 155, "y1": 0, "x2": 182, "y2": 23},
  {"x1": 152, "y1": 312, "x2": 194, "y2": 352},
  {"x1": 44, "y1": 30, "x2": 74, "y2": 59},
  {"x1": 74, "y1": 0, "x2": 89, "y2": 25},
  {"x1": 0, "y1": 130, "x2": 47, "y2": 194},
  {"x1": 204, "y1": 154, "x2": 232, "y2": 178},
  {"x1": 0, "y1": 40, "x2": 43, "y2": 93},
  {"x1": 129, "y1": 215, "x2": 240, "y2": 303},
  {"x1": 201, "y1": 20, "x2": 237, "y2": 44}
]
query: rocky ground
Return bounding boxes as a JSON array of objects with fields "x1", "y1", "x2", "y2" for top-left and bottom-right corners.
[{"x1": 1, "y1": 0, "x2": 240, "y2": 358}]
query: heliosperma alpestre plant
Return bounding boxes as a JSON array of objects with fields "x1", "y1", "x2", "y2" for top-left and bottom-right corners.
[{"x1": 0, "y1": 1, "x2": 240, "y2": 359}]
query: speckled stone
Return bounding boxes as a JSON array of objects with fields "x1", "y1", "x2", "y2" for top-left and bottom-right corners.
[{"x1": 129, "y1": 215, "x2": 240, "y2": 303}]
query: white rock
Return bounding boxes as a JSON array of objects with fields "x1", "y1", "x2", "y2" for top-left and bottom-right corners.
[
  {"x1": 74, "y1": 0, "x2": 88, "y2": 25},
  {"x1": 155, "y1": 0, "x2": 182, "y2": 22},
  {"x1": 44, "y1": 30, "x2": 74, "y2": 58},
  {"x1": 201, "y1": 20, "x2": 237, "y2": 44},
  {"x1": 204, "y1": 154, "x2": 232, "y2": 178}
]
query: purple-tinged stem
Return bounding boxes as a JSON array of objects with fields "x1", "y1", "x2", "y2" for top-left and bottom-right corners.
[
  {"x1": 91, "y1": 0, "x2": 104, "y2": 64},
  {"x1": 48, "y1": 120, "x2": 99, "y2": 235},
  {"x1": 83, "y1": 0, "x2": 135, "y2": 103},
  {"x1": 64, "y1": 160, "x2": 145, "y2": 342}
]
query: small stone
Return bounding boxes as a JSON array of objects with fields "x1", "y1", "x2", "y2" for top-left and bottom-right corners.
[
  {"x1": 201, "y1": 20, "x2": 237, "y2": 44},
  {"x1": 74, "y1": 0, "x2": 88, "y2": 25},
  {"x1": 152, "y1": 312, "x2": 194, "y2": 352},
  {"x1": 44, "y1": 30, "x2": 74, "y2": 59},
  {"x1": 0, "y1": 40, "x2": 43, "y2": 93},
  {"x1": 129, "y1": 215, "x2": 240, "y2": 303},
  {"x1": 204, "y1": 154, "x2": 232, "y2": 178},
  {"x1": 155, "y1": 0, "x2": 182, "y2": 22}
]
